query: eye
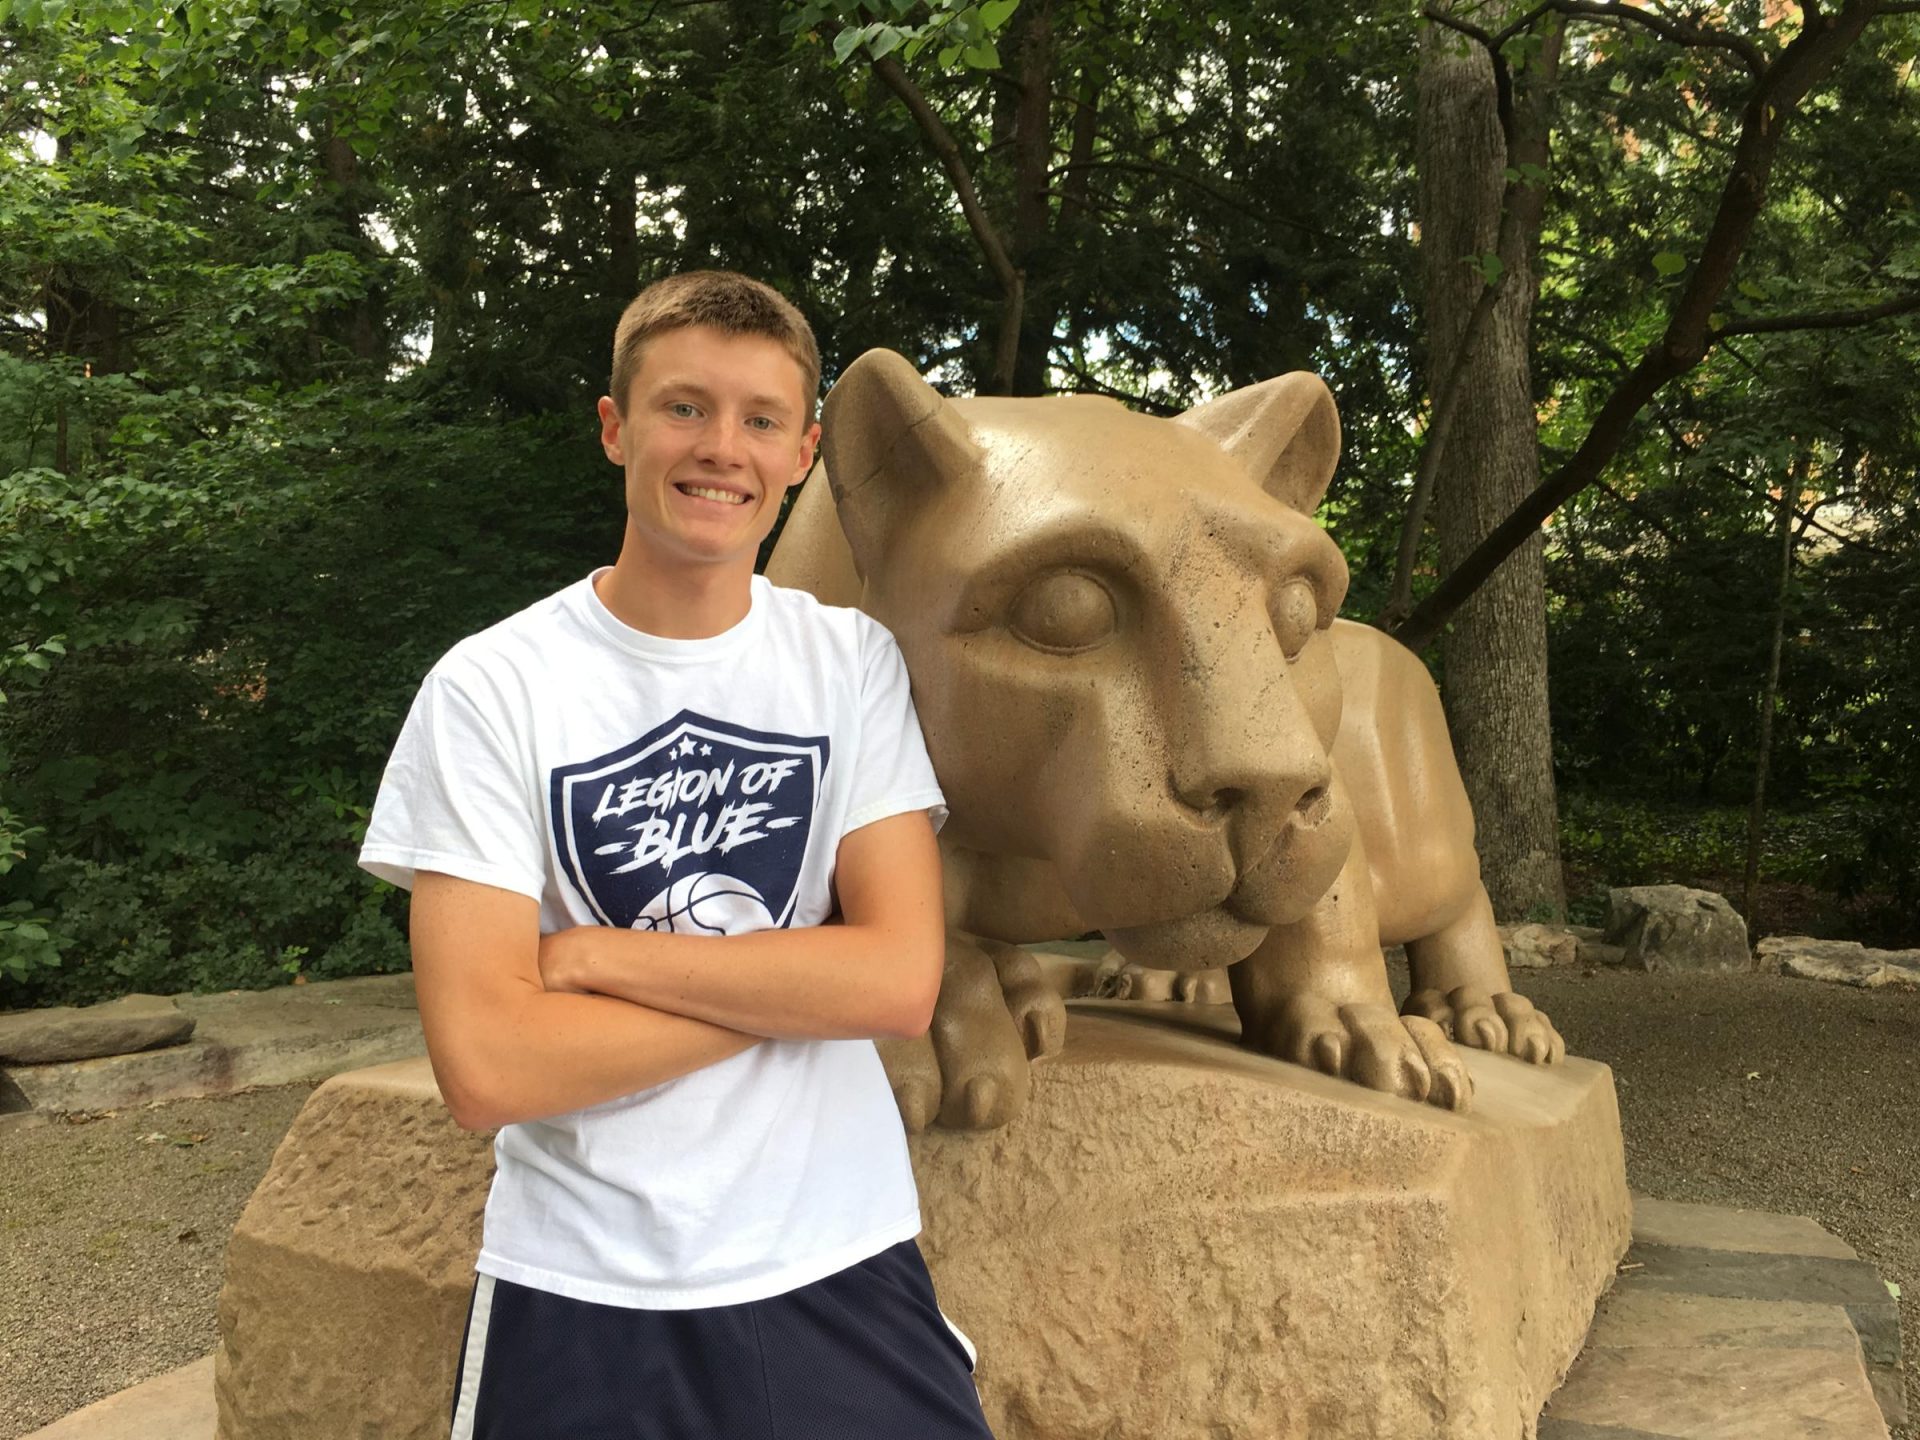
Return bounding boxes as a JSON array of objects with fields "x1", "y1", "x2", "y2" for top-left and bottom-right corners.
[
  {"x1": 668, "y1": 401, "x2": 699, "y2": 419},
  {"x1": 1008, "y1": 571, "x2": 1118, "y2": 654},
  {"x1": 1270, "y1": 577, "x2": 1319, "y2": 659},
  {"x1": 746, "y1": 415, "x2": 776, "y2": 432}
]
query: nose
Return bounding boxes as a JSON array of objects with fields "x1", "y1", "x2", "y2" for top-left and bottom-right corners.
[
  {"x1": 693, "y1": 415, "x2": 745, "y2": 467},
  {"x1": 1164, "y1": 603, "x2": 1332, "y2": 824}
]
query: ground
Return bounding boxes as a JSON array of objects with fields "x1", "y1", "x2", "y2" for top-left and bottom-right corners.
[{"x1": 0, "y1": 965, "x2": 1913, "y2": 1440}]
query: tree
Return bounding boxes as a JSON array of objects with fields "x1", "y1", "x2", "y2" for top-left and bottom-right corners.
[{"x1": 1413, "y1": 7, "x2": 1568, "y2": 919}]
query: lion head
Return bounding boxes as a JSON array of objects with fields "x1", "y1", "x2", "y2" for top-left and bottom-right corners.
[{"x1": 821, "y1": 352, "x2": 1357, "y2": 972}]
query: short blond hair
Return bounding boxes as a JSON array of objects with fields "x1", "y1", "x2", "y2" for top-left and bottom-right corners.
[{"x1": 610, "y1": 271, "x2": 821, "y2": 416}]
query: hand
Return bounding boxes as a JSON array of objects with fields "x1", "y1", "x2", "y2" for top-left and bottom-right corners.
[{"x1": 537, "y1": 927, "x2": 594, "y2": 994}]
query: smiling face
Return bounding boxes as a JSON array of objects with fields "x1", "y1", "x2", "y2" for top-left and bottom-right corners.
[{"x1": 597, "y1": 324, "x2": 820, "y2": 579}]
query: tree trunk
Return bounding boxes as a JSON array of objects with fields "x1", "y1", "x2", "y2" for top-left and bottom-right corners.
[
  {"x1": 1741, "y1": 455, "x2": 1812, "y2": 932},
  {"x1": 319, "y1": 119, "x2": 381, "y2": 363},
  {"x1": 1416, "y1": 19, "x2": 1566, "y2": 921},
  {"x1": 1008, "y1": 0, "x2": 1056, "y2": 396}
]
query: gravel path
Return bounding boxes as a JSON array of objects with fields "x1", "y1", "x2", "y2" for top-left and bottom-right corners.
[
  {"x1": 0, "y1": 1085, "x2": 317, "y2": 1439},
  {"x1": 0, "y1": 967, "x2": 1913, "y2": 1439}
]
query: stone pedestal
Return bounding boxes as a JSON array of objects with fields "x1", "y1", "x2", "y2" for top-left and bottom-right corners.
[{"x1": 215, "y1": 1004, "x2": 1630, "y2": 1440}]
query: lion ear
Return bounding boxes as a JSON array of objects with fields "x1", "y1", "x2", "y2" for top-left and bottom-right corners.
[
  {"x1": 821, "y1": 349, "x2": 981, "y2": 580},
  {"x1": 1175, "y1": 372, "x2": 1341, "y2": 514}
]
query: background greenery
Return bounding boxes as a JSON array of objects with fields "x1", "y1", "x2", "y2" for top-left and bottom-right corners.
[{"x1": 2, "y1": 0, "x2": 1916, "y2": 1006}]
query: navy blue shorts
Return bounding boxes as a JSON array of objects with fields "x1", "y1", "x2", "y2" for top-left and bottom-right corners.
[{"x1": 448, "y1": 1240, "x2": 995, "y2": 1439}]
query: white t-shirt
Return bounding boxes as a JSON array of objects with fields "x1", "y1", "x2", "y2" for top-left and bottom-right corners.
[{"x1": 359, "y1": 571, "x2": 947, "y2": 1310}]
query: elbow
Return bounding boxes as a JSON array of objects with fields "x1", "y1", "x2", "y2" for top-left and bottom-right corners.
[
  {"x1": 429, "y1": 1060, "x2": 509, "y2": 1132},
  {"x1": 880, "y1": 945, "x2": 944, "y2": 1040}
]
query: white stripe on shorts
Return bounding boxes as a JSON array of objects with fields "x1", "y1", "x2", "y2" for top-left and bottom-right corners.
[{"x1": 448, "y1": 1274, "x2": 497, "y2": 1440}]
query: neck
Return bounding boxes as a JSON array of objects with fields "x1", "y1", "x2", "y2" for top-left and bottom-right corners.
[{"x1": 595, "y1": 536, "x2": 756, "y2": 640}]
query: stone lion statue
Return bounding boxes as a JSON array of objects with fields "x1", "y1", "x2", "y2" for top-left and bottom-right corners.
[{"x1": 765, "y1": 351, "x2": 1565, "y2": 1129}]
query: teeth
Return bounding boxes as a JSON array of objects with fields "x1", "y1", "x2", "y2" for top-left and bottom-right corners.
[{"x1": 682, "y1": 485, "x2": 747, "y2": 505}]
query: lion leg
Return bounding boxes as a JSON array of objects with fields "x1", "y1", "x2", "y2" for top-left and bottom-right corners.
[
  {"x1": 1401, "y1": 887, "x2": 1566, "y2": 1066},
  {"x1": 876, "y1": 929, "x2": 1066, "y2": 1133},
  {"x1": 1231, "y1": 838, "x2": 1472, "y2": 1112}
]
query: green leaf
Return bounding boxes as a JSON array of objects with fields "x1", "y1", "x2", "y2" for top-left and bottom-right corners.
[
  {"x1": 1652, "y1": 251, "x2": 1687, "y2": 278},
  {"x1": 832, "y1": 24, "x2": 863, "y2": 61},
  {"x1": 868, "y1": 26, "x2": 903, "y2": 59},
  {"x1": 1462, "y1": 252, "x2": 1503, "y2": 286},
  {"x1": 980, "y1": 0, "x2": 1018, "y2": 28},
  {"x1": 961, "y1": 40, "x2": 1000, "y2": 68}
]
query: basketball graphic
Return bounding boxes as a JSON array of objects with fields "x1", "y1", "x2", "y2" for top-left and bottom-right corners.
[{"x1": 633, "y1": 872, "x2": 776, "y2": 935}]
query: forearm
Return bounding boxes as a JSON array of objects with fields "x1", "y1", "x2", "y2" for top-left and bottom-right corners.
[
  {"x1": 422, "y1": 979, "x2": 757, "y2": 1131},
  {"x1": 546, "y1": 922, "x2": 940, "y2": 1042}
]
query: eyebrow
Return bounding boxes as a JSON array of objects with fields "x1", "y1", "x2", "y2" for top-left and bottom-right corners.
[{"x1": 650, "y1": 377, "x2": 796, "y2": 418}]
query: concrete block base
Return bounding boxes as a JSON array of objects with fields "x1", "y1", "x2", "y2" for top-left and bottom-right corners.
[{"x1": 215, "y1": 1004, "x2": 1633, "y2": 1439}]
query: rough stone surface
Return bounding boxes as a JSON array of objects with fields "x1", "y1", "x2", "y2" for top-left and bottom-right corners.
[
  {"x1": 1604, "y1": 887, "x2": 1754, "y2": 973},
  {"x1": 215, "y1": 1007, "x2": 1630, "y2": 1440},
  {"x1": 0, "y1": 995, "x2": 195, "y2": 1066},
  {"x1": 3, "y1": 975, "x2": 423, "y2": 1114},
  {"x1": 1758, "y1": 936, "x2": 1920, "y2": 991},
  {"x1": 1501, "y1": 922, "x2": 1581, "y2": 969},
  {"x1": 214, "y1": 1062, "x2": 494, "y2": 1440}
]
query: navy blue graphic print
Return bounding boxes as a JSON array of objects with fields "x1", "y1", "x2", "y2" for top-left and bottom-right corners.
[{"x1": 550, "y1": 710, "x2": 829, "y2": 932}]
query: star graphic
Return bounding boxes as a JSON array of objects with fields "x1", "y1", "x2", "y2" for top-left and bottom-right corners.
[
  {"x1": 700, "y1": 744, "x2": 712, "y2": 756},
  {"x1": 677, "y1": 737, "x2": 696, "y2": 758}
]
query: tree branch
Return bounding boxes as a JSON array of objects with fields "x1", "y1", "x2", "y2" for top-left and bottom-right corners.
[
  {"x1": 1390, "y1": 0, "x2": 1883, "y2": 652},
  {"x1": 1711, "y1": 291, "x2": 1920, "y2": 339},
  {"x1": 1543, "y1": 0, "x2": 1767, "y2": 76},
  {"x1": 870, "y1": 54, "x2": 1025, "y2": 394}
]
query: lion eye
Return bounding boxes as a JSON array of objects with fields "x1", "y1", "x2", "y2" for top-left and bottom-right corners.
[
  {"x1": 1008, "y1": 572, "x2": 1118, "y2": 654},
  {"x1": 1271, "y1": 577, "x2": 1320, "y2": 659}
]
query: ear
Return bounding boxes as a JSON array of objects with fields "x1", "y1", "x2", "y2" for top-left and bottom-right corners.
[
  {"x1": 1175, "y1": 372, "x2": 1341, "y2": 514},
  {"x1": 821, "y1": 349, "x2": 981, "y2": 580}
]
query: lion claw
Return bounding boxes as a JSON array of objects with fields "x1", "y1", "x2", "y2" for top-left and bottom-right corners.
[
  {"x1": 1251, "y1": 995, "x2": 1472, "y2": 1112},
  {"x1": 1404, "y1": 987, "x2": 1565, "y2": 1066}
]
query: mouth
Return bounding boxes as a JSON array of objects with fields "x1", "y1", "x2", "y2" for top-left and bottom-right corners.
[{"x1": 674, "y1": 482, "x2": 752, "y2": 507}]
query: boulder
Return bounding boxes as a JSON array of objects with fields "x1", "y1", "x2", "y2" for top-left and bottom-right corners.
[
  {"x1": 216, "y1": 1007, "x2": 1631, "y2": 1440},
  {"x1": 1499, "y1": 922, "x2": 1580, "y2": 969},
  {"x1": 0, "y1": 994, "x2": 196, "y2": 1065},
  {"x1": 1604, "y1": 886, "x2": 1753, "y2": 973},
  {"x1": 1757, "y1": 936, "x2": 1920, "y2": 991}
]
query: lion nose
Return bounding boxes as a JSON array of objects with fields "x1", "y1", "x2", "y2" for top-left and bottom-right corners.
[{"x1": 1170, "y1": 765, "x2": 1332, "y2": 825}]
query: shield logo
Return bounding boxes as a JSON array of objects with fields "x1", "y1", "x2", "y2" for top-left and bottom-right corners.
[{"x1": 550, "y1": 710, "x2": 830, "y2": 931}]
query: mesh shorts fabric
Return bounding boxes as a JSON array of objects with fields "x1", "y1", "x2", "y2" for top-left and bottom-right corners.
[{"x1": 448, "y1": 1239, "x2": 995, "y2": 1439}]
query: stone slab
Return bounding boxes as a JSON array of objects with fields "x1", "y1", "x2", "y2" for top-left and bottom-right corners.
[
  {"x1": 1541, "y1": 1197, "x2": 1902, "y2": 1438},
  {"x1": 3, "y1": 975, "x2": 424, "y2": 1113},
  {"x1": 1757, "y1": 936, "x2": 1920, "y2": 991},
  {"x1": 1625, "y1": 1244, "x2": 1901, "y2": 1374},
  {"x1": 1586, "y1": 1289, "x2": 1867, "y2": 1355},
  {"x1": 215, "y1": 1005, "x2": 1631, "y2": 1440},
  {"x1": 0, "y1": 993, "x2": 195, "y2": 1065},
  {"x1": 19, "y1": 1354, "x2": 214, "y2": 1440},
  {"x1": 1630, "y1": 1195, "x2": 1859, "y2": 1260},
  {"x1": 1543, "y1": 1345, "x2": 1889, "y2": 1439}
]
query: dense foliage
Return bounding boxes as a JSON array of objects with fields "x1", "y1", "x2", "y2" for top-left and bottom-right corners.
[{"x1": 1, "y1": 0, "x2": 1916, "y2": 1005}]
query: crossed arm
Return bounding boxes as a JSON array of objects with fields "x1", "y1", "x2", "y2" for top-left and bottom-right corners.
[{"x1": 408, "y1": 808, "x2": 944, "y2": 1131}]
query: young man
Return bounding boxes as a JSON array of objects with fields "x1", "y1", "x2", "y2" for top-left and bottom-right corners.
[{"x1": 359, "y1": 271, "x2": 994, "y2": 1439}]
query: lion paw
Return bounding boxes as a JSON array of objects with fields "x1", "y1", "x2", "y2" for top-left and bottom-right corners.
[
  {"x1": 1247, "y1": 996, "x2": 1471, "y2": 1111},
  {"x1": 877, "y1": 938, "x2": 1065, "y2": 1133},
  {"x1": 1401, "y1": 987, "x2": 1566, "y2": 1065},
  {"x1": 1092, "y1": 953, "x2": 1231, "y2": 1005}
]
